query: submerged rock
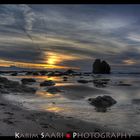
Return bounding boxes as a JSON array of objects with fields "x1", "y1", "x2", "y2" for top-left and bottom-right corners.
[
  {"x1": 17, "y1": 85, "x2": 36, "y2": 93},
  {"x1": 92, "y1": 59, "x2": 111, "y2": 74},
  {"x1": 25, "y1": 71, "x2": 40, "y2": 76},
  {"x1": 117, "y1": 83, "x2": 131, "y2": 86},
  {"x1": 80, "y1": 76, "x2": 84, "y2": 79},
  {"x1": 77, "y1": 80, "x2": 89, "y2": 84},
  {"x1": 100, "y1": 78, "x2": 110, "y2": 81},
  {"x1": 65, "y1": 69, "x2": 75, "y2": 75},
  {"x1": 0, "y1": 77, "x2": 9, "y2": 83},
  {"x1": 63, "y1": 76, "x2": 68, "y2": 81},
  {"x1": 40, "y1": 80, "x2": 55, "y2": 86},
  {"x1": 47, "y1": 87, "x2": 61, "y2": 93},
  {"x1": 11, "y1": 72, "x2": 17, "y2": 76},
  {"x1": 0, "y1": 85, "x2": 9, "y2": 94},
  {"x1": 25, "y1": 71, "x2": 33, "y2": 75},
  {"x1": 54, "y1": 71, "x2": 64, "y2": 76},
  {"x1": 21, "y1": 78, "x2": 36, "y2": 84},
  {"x1": 132, "y1": 99, "x2": 140, "y2": 104},
  {"x1": 88, "y1": 95, "x2": 117, "y2": 112},
  {"x1": 39, "y1": 71, "x2": 47, "y2": 75},
  {"x1": 47, "y1": 71, "x2": 55, "y2": 76},
  {"x1": 93, "y1": 79, "x2": 110, "y2": 88},
  {"x1": 32, "y1": 72, "x2": 40, "y2": 76},
  {"x1": 0, "y1": 76, "x2": 36, "y2": 94}
]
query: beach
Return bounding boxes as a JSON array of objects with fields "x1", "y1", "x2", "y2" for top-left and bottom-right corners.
[
  {"x1": 0, "y1": 94, "x2": 109, "y2": 137},
  {"x1": 0, "y1": 72, "x2": 140, "y2": 137}
]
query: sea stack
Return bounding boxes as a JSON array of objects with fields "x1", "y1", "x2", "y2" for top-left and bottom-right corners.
[{"x1": 92, "y1": 59, "x2": 111, "y2": 74}]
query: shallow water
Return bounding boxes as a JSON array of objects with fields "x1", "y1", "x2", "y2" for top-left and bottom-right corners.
[{"x1": 1, "y1": 73, "x2": 140, "y2": 135}]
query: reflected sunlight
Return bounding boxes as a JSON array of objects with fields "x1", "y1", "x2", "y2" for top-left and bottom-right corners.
[
  {"x1": 45, "y1": 106, "x2": 64, "y2": 113},
  {"x1": 36, "y1": 91, "x2": 60, "y2": 98}
]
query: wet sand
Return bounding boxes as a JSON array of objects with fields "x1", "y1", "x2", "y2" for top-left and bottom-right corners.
[
  {"x1": 0, "y1": 94, "x2": 111, "y2": 137},
  {"x1": 57, "y1": 84, "x2": 110, "y2": 100}
]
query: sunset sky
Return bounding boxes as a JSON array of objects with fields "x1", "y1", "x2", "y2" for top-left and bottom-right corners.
[{"x1": 0, "y1": 4, "x2": 140, "y2": 72}]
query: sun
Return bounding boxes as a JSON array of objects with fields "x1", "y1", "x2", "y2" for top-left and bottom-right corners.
[
  {"x1": 43, "y1": 51, "x2": 80, "y2": 69},
  {"x1": 46, "y1": 52, "x2": 61, "y2": 66}
]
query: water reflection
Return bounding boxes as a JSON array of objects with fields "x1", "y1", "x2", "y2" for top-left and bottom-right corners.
[
  {"x1": 14, "y1": 75, "x2": 62, "y2": 82},
  {"x1": 43, "y1": 105, "x2": 64, "y2": 113},
  {"x1": 36, "y1": 91, "x2": 60, "y2": 98}
]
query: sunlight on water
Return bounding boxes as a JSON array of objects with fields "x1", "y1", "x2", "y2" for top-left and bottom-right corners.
[
  {"x1": 11, "y1": 75, "x2": 62, "y2": 82},
  {"x1": 36, "y1": 91, "x2": 61, "y2": 98},
  {"x1": 56, "y1": 83, "x2": 75, "y2": 86},
  {"x1": 43, "y1": 105, "x2": 64, "y2": 113}
]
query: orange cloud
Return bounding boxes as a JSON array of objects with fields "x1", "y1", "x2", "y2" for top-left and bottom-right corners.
[
  {"x1": 123, "y1": 59, "x2": 136, "y2": 65},
  {"x1": 0, "y1": 58, "x2": 79, "y2": 70}
]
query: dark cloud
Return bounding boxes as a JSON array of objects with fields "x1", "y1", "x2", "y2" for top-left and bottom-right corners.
[{"x1": 0, "y1": 4, "x2": 140, "y2": 71}]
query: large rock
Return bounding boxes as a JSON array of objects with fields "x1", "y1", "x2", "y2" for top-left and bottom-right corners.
[
  {"x1": 0, "y1": 76, "x2": 36, "y2": 94},
  {"x1": 40, "y1": 80, "x2": 55, "y2": 86},
  {"x1": 92, "y1": 59, "x2": 111, "y2": 74},
  {"x1": 88, "y1": 95, "x2": 117, "y2": 111},
  {"x1": 21, "y1": 78, "x2": 36, "y2": 84}
]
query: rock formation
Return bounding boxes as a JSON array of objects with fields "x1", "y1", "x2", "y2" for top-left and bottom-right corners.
[
  {"x1": 0, "y1": 76, "x2": 36, "y2": 94},
  {"x1": 92, "y1": 59, "x2": 111, "y2": 74}
]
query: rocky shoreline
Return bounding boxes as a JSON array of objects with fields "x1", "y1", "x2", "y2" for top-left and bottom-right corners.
[{"x1": 0, "y1": 69, "x2": 139, "y2": 136}]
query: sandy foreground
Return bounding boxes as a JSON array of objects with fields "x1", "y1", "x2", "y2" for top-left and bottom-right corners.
[{"x1": 0, "y1": 94, "x2": 112, "y2": 137}]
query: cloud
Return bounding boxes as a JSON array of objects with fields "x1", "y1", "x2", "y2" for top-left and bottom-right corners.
[
  {"x1": 127, "y1": 33, "x2": 140, "y2": 42},
  {"x1": 0, "y1": 4, "x2": 140, "y2": 71},
  {"x1": 19, "y1": 4, "x2": 35, "y2": 31},
  {"x1": 123, "y1": 59, "x2": 136, "y2": 65},
  {"x1": 0, "y1": 13, "x2": 15, "y2": 25}
]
